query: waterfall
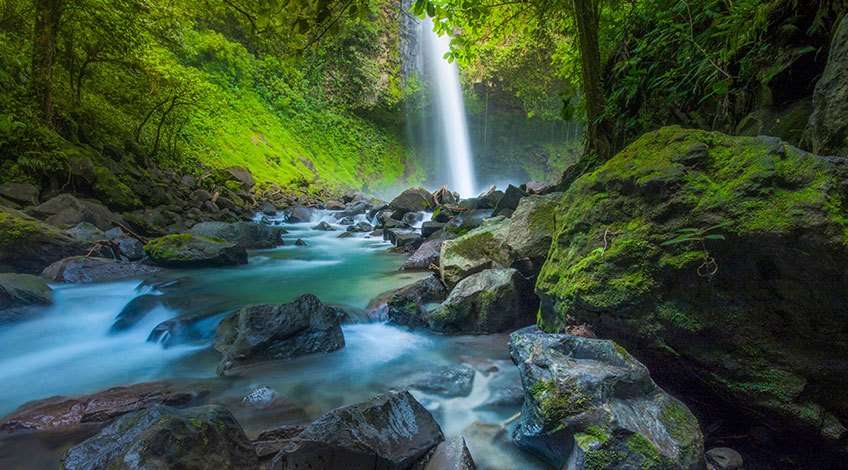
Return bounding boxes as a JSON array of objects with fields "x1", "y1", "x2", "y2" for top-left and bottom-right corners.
[{"x1": 415, "y1": 18, "x2": 477, "y2": 198}]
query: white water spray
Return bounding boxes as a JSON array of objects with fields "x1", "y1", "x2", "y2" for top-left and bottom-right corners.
[{"x1": 422, "y1": 18, "x2": 476, "y2": 197}]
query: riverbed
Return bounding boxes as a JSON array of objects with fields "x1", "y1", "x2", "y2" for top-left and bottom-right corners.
[{"x1": 0, "y1": 212, "x2": 545, "y2": 469}]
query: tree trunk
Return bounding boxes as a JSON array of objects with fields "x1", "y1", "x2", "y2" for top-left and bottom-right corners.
[
  {"x1": 572, "y1": 0, "x2": 611, "y2": 160},
  {"x1": 32, "y1": 0, "x2": 63, "y2": 124}
]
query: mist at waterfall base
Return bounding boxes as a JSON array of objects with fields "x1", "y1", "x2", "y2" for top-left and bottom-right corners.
[{"x1": 0, "y1": 212, "x2": 545, "y2": 470}]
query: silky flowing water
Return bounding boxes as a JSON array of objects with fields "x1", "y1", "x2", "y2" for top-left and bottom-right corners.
[{"x1": 0, "y1": 212, "x2": 544, "y2": 469}]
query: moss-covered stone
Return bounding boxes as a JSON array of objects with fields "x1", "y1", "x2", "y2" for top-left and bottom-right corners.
[
  {"x1": 0, "y1": 207, "x2": 87, "y2": 274},
  {"x1": 145, "y1": 233, "x2": 247, "y2": 268},
  {"x1": 536, "y1": 127, "x2": 848, "y2": 448}
]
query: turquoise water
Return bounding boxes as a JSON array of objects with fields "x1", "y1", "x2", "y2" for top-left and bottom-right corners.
[{"x1": 0, "y1": 212, "x2": 544, "y2": 469}]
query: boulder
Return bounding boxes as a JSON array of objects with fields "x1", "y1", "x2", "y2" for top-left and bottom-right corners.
[
  {"x1": 270, "y1": 391, "x2": 443, "y2": 470},
  {"x1": 286, "y1": 206, "x2": 313, "y2": 223},
  {"x1": 0, "y1": 182, "x2": 39, "y2": 206},
  {"x1": 0, "y1": 207, "x2": 88, "y2": 274},
  {"x1": 389, "y1": 187, "x2": 435, "y2": 215},
  {"x1": 63, "y1": 405, "x2": 258, "y2": 470},
  {"x1": 421, "y1": 221, "x2": 446, "y2": 238},
  {"x1": 325, "y1": 200, "x2": 345, "y2": 210},
  {"x1": 337, "y1": 231, "x2": 354, "y2": 239},
  {"x1": 384, "y1": 229, "x2": 422, "y2": 249},
  {"x1": 0, "y1": 381, "x2": 206, "y2": 432},
  {"x1": 401, "y1": 239, "x2": 442, "y2": 271},
  {"x1": 439, "y1": 193, "x2": 560, "y2": 287},
  {"x1": 42, "y1": 257, "x2": 160, "y2": 283},
  {"x1": 144, "y1": 234, "x2": 247, "y2": 268},
  {"x1": 535, "y1": 127, "x2": 848, "y2": 449},
  {"x1": 214, "y1": 294, "x2": 345, "y2": 374},
  {"x1": 65, "y1": 222, "x2": 105, "y2": 242},
  {"x1": 337, "y1": 216, "x2": 355, "y2": 225},
  {"x1": 402, "y1": 211, "x2": 423, "y2": 226},
  {"x1": 294, "y1": 239, "x2": 308, "y2": 246},
  {"x1": 492, "y1": 184, "x2": 525, "y2": 217},
  {"x1": 807, "y1": 15, "x2": 848, "y2": 157},
  {"x1": 476, "y1": 186, "x2": 504, "y2": 209},
  {"x1": 189, "y1": 221, "x2": 284, "y2": 249},
  {"x1": 510, "y1": 327, "x2": 704, "y2": 469},
  {"x1": 115, "y1": 236, "x2": 145, "y2": 260},
  {"x1": 433, "y1": 186, "x2": 459, "y2": 206},
  {"x1": 0, "y1": 273, "x2": 52, "y2": 318},
  {"x1": 381, "y1": 275, "x2": 447, "y2": 328},
  {"x1": 428, "y1": 268, "x2": 536, "y2": 334},
  {"x1": 706, "y1": 447, "x2": 744, "y2": 470},
  {"x1": 29, "y1": 194, "x2": 122, "y2": 230},
  {"x1": 312, "y1": 221, "x2": 336, "y2": 231},
  {"x1": 347, "y1": 221, "x2": 373, "y2": 233},
  {"x1": 423, "y1": 437, "x2": 476, "y2": 470}
]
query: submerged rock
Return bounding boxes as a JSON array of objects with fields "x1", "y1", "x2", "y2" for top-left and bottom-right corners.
[
  {"x1": 312, "y1": 221, "x2": 336, "y2": 231},
  {"x1": 144, "y1": 233, "x2": 247, "y2": 268},
  {"x1": 428, "y1": 268, "x2": 536, "y2": 334},
  {"x1": 509, "y1": 327, "x2": 704, "y2": 469},
  {"x1": 0, "y1": 207, "x2": 88, "y2": 274},
  {"x1": 347, "y1": 221, "x2": 373, "y2": 233},
  {"x1": 0, "y1": 381, "x2": 206, "y2": 432},
  {"x1": 270, "y1": 391, "x2": 443, "y2": 470},
  {"x1": 535, "y1": 127, "x2": 848, "y2": 449},
  {"x1": 63, "y1": 405, "x2": 258, "y2": 470},
  {"x1": 42, "y1": 256, "x2": 159, "y2": 283},
  {"x1": 189, "y1": 221, "x2": 285, "y2": 249},
  {"x1": 402, "y1": 364, "x2": 475, "y2": 398},
  {"x1": 214, "y1": 294, "x2": 345, "y2": 375}
]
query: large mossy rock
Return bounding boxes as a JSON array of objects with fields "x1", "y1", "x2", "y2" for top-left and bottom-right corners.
[
  {"x1": 270, "y1": 391, "x2": 444, "y2": 470},
  {"x1": 389, "y1": 187, "x2": 435, "y2": 215},
  {"x1": 62, "y1": 405, "x2": 258, "y2": 470},
  {"x1": 144, "y1": 233, "x2": 247, "y2": 268},
  {"x1": 807, "y1": 14, "x2": 848, "y2": 157},
  {"x1": 0, "y1": 207, "x2": 88, "y2": 274},
  {"x1": 440, "y1": 193, "x2": 559, "y2": 287},
  {"x1": 189, "y1": 221, "x2": 285, "y2": 249},
  {"x1": 428, "y1": 268, "x2": 537, "y2": 334},
  {"x1": 536, "y1": 127, "x2": 848, "y2": 449},
  {"x1": 510, "y1": 327, "x2": 704, "y2": 470},
  {"x1": 214, "y1": 294, "x2": 344, "y2": 375},
  {"x1": 0, "y1": 273, "x2": 52, "y2": 322},
  {"x1": 382, "y1": 274, "x2": 447, "y2": 327}
]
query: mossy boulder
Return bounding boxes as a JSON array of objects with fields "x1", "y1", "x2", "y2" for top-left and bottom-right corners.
[
  {"x1": 439, "y1": 193, "x2": 560, "y2": 287},
  {"x1": 145, "y1": 234, "x2": 247, "y2": 268},
  {"x1": 510, "y1": 327, "x2": 704, "y2": 469},
  {"x1": 536, "y1": 127, "x2": 848, "y2": 449},
  {"x1": 0, "y1": 207, "x2": 88, "y2": 274},
  {"x1": 63, "y1": 405, "x2": 258, "y2": 470},
  {"x1": 428, "y1": 268, "x2": 537, "y2": 334},
  {"x1": 389, "y1": 187, "x2": 435, "y2": 215},
  {"x1": 188, "y1": 221, "x2": 285, "y2": 249},
  {"x1": 0, "y1": 273, "x2": 52, "y2": 319}
]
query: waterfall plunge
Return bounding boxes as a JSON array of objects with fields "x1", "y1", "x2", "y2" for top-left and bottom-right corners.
[{"x1": 421, "y1": 18, "x2": 477, "y2": 198}]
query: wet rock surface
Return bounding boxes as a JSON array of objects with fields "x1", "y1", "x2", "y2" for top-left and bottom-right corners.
[
  {"x1": 41, "y1": 256, "x2": 160, "y2": 283},
  {"x1": 144, "y1": 233, "x2": 248, "y2": 268}
]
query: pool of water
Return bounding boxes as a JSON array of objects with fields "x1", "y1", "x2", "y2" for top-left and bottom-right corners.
[{"x1": 0, "y1": 212, "x2": 545, "y2": 469}]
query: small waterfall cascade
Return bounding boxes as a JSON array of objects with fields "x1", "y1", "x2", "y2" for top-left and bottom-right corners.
[{"x1": 401, "y1": 6, "x2": 477, "y2": 198}]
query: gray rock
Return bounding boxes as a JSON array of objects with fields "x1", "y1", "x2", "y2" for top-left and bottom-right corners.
[
  {"x1": 325, "y1": 200, "x2": 345, "y2": 210},
  {"x1": 509, "y1": 327, "x2": 704, "y2": 470},
  {"x1": 347, "y1": 221, "x2": 373, "y2": 233},
  {"x1": 476, "y1": 186, "x2": 504, "y2": 209},
  {"x1": 63, "y1": 405, "x2": 258, "y2": 470},
  {"x1": 492, "y1": 184, "x2": 525, "y2": 217},
  {"x1": 389, "y1": 187, "x2": 435, "y2": 215},
  {"x1": 337, "y1": 231, "x2": 354, "y2": 239},
  {"x1": 0, "y1": 207, "x2": 88, "y2": 274},
  {"x1": 242, "y1": 385, "x2": 277, "y2": 409},
  {"x1": 189, "y1": 221, "x2": 285, "y2": 249},
  {"x1": 428, "y1": 268, "x2": 536, "y2": 334},
  {"x1": 337, "y1": 216, "x2": 355, "y2": 226},
  {"x1": 42, "y1": 257, "x2": 160, "y2": 283},
  {"x1": 423, "y1": 437, "x2": 476, "y2": 470},
  {"x1": 115, "y1": 236, "x2": 145, "y2": 261},
  {"x1": 270, "y1": 391, "x2": 443, "y2": 470},
  {"x1": 0, "y1": 182, "x2": 39, "y2": 206},
  {"x1": 402, "y1": 211, "x2": 423, "y2": 226},
  {"x1": 29, "y1": 194, "x2": 122, "y2": 230},
  {"x1": 384, "y1": 229, "x2": 422, "y2": 249},
  {"x1": 214, "y1": 294, "x2": 345, "y2": 375},
  {"x1": 380, "y1": 275, "x2": 447, "y2": 328},
  {"x1": 286, "y1": 206, "x2": 313, "y2": 223},
  {"x1": 294, "y1": 239, "x2": 308, "y2": 246},
  {"x1": 706, "y1": 447, "x2": 744, "y2": 470},
  {"x1": 433, "y1": 186, "x2": 459, "y2": 206},
  {"x1": 224, "y1": 166, "x2": 255, "y2": 188},
  {"x1": 312, "y1": 221, "x2": 336, "y2": 231},
  {"x1": 421, "y1": 221, "x2": 446, "y2": 238},
  {"x1": 65, "y1": 222, "x2": 106, "y2": 242},
  {"x1": 807, "y1": 15, "x2": 848, "y2": 156},
  {"x1": 401, "y1": 239, "x2": 442, "y2": 271}
]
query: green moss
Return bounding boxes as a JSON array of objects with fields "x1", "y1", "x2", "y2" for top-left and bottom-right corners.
[
  {"x1": 92, "y1": 165, "x2": 141, "y2": 210},
  {"x1": 625, "y1": 433, "x2": 667, "y2": 470},
  {"x1": 584, "y1": 448, "x2": 627, "y2": 470},
  {"x1": 655, "y1": 301, "x2": 703, "y2": 333},
  {"x1": 659, "y1": 400, "x2": 699, "y2": 444},
  {"x1": 574, "y1": 425, "x2": 611, "y2": 448},
  {"x1": 529, "y1": 379, "x2": 592, "y2": 426},
  {"x1": 144, "y1": 233, "x2": 228, "y2": 261},
  {"x1": 0, "y1": 207, "x2": 64, "y2": 250}
]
